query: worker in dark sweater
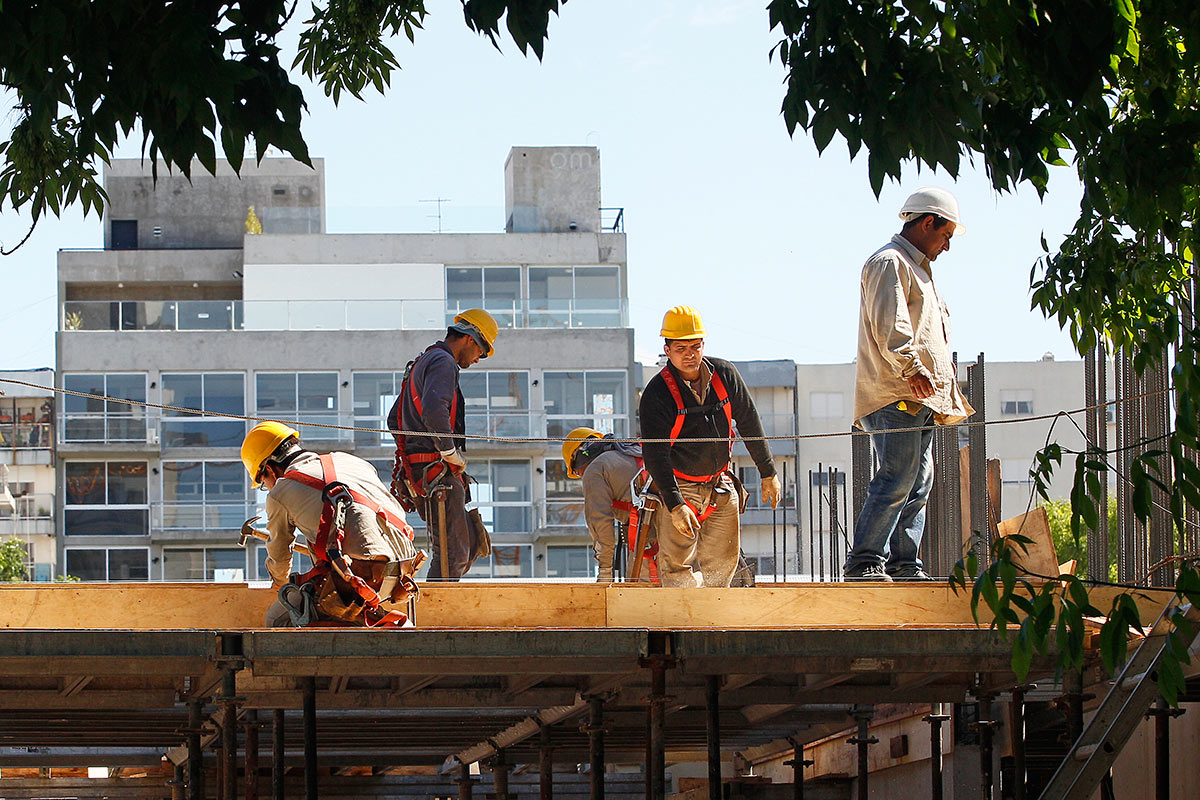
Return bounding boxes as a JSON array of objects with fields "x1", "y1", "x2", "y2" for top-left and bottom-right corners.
[{"x1": 638, "y1": 306, "x2": 781, "y2": 587}]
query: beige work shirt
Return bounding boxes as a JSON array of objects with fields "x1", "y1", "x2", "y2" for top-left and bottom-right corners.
[
  {"x1": 264, "y1": 451, "x2": 416, "y2": 586},
  {"x1": 853, "y1": 234, "x2": 974, "y2": 426}
]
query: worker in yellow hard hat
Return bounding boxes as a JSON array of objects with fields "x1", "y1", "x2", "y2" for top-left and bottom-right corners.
[
  {"x1": 241, "y1": 421, "x2": 421, "y2": 627},
  {"x1": 562, "y1": 427, "x2": 656, "y2": 582},
  {"x1": 638, "y1": 306, "x2": 782, "y2": 587},
  {"x1": 387, "y1": 308, "x2": 499, "y2": 581}
]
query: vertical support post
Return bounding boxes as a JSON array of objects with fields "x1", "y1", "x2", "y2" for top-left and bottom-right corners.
[
  {"x1": 493, "y1": 748, "x2": 509, "y2": 800},
  {"x1": 925, "y1": 704, "x2": 950, "y2": 800},
  {"x1": 1064, "y1": 669, "x2": 1084, "y2": 745},
  {"x1": 847, "y1": 705, "x2": 876, "y2": 800},
  {"x1": 302, "y1": 676, "x2": 317, "y2": 800},
  {"x1": 539, "y1": 725, "x2": 554, "y2": 800},
  {"x1": 272, "y1": 709, "x2": 285, "y2": 800},
  {"x1": 187, "y1": 698, "x2": 205, "y2": 800},
  {"x1": 458, "y1": 762, "x2": 474, "y2": 800},
  {"x1": 1011, "y1": 687, "x2": 1030, "y2": 800},
  {"x1": 221, "y1": 666, "x2": 240, "y2": 800},
  {"x1": 705, "y1": 675, "x2": 721, "y2": 800},
  {"x1": 978, "y1": 693, "x2": 996, "y2": 800},
  {"x1": 784, "y1": 737, "x2": 813, "y2": 800},
  {"x1": 587, "y1": 696, "x2": 606, "y2": 800},
  {"x1": 649, "y1": 661, "x2": 667, "y2": 800},
  {"x1": 172, "y1": 762, "x2": 185, "y2": 800},
  {"x1": 1151, "y1": 697, "x2": 1175, "y2": 800},
  {"x1": 243, "y1": 709, "x2": 259, "y2": 800}
]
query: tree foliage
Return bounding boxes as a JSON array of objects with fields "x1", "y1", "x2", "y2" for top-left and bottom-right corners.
[
  {"x1": 0, "y1": 0, "x2": 564, "y2": 252},
  {"x1": 770, "y1": 0, "x2": 1200, "y2": 700},
  {"x1": 0, "y1": 538, "x2": 28, "y2": 582}
]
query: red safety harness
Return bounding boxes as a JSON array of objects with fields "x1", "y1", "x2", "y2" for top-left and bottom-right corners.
[
  {"x1": 659, "y1": 365, "x2": 734, "y2": 521},
  {"x1": 611, "y1": 459, "x2": 659, "y2": 582},
  {"x1": 389, "y1": 349, "x2": 463, "y2": 510},
  {"x1": 284, "y1": 454, "x2": 415, "y2": 628}
]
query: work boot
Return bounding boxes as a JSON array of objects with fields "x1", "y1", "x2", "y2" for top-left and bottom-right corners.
[
  {"x1": 842, "y1": 563, "x2": 892, "y2": 582},
  {"x1": 890, "y1": 566, "x2": 934, "y2": 582}
]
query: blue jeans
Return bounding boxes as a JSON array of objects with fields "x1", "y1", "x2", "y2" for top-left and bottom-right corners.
[{"x1": 844, "y1": 402, "x2": 935, "y2": 575}]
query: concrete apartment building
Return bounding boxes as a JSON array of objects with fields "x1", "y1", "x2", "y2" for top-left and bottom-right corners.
[
  {"x1": 55, "y1": 147, "x2": 632, "y2": 582},
  {"x1": 0, "y1": 369, "x2": 56, "y2": 579}
]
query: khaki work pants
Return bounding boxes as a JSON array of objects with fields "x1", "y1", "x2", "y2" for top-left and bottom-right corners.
[{"x1": 656, "y1": 474, "x2": 740, "y2": 588}]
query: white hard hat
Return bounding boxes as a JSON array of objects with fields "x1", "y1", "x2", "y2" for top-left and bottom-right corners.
[{"x1": 899, "y1": 187, "x2": 965, "y2": 234}]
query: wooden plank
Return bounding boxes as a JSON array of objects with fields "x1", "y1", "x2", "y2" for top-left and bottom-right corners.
[
  {"x1": 996, "y1": 506, "x2": 1060, "y2": 578},
  {"x1": 0, "y1": 583, "x2": 269, "y2": 629},
  {"x1": 414, "y1": 583, "x2": 607, "y2": 628}
]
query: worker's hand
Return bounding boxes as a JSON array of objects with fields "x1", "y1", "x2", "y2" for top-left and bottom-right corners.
[
  {"x1": 669, "y1": 503, "x2": 701, "y2": 539},
  {"x1": 761, "y1": 474, "x2": 782, "y2": 509},
  {"x1": 439, "y1": 448, "x2": 467, "y2": 472},
  {"x1": 907, "y1": 373, "x2": 935, "y2": 400}
]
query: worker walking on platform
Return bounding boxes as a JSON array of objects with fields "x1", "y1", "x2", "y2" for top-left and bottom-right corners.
[
  {"x1": 562, "y1": 427, "x2": 657, "y2": 582},
  {"x1": 639, "y1": 306, "x2": 781, "y2": 587},
  {"x1": 844, "y1": 188, "x2": 975, "y2": 582},
  {"x1": 242, "y1": 422, "x2": 422, "y2": 627},
  {"x1": 389, "y1": 309, "x2": 498, "y2": 581}
]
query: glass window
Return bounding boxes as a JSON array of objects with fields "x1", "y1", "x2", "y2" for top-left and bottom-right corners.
[
  {"x1": 1000, "y1": 389, "x2": 1034, "y2": 416},
  {"x1": 163, "y1": 548, "x2": 247, "y2": 581},
  {"x1": 161, "y1": 373, "x2": 246, "y2": 448},
  {"x1": 472, "y1": 459, "x2": 533, "y2": 534},
  {"x1": 64, "y1": 462, "x2": 149, "y2": 537},
  {"x1": 464, "y1": 544, "x2": 532, "y2": 579},
  {"x1": 160, "y1": 461, "x2": 248, "y2": 531},
  {"x1": 353, "y1": 372, "x2": 402, "y2": 447},
  {"x1": 545, "y1": 459, "x2": 584, "y2": 528},
  {"x1": 256, "y1": 372, "x2": 340, "y2": 441},
  {"x1": 254, "y1": 544, "x2": 308, "y2": 582},
  {"x1": 61, "y1": 373, "x2": 147, "y2": 442},
  {"x1": 64, "y1": 548, "x2": 149, "y2": 581},
  {"x1": 446, "y1": 266, "x2": 521, "y2": 327},
  {"x1": 546, "y1": 545, "x2": 595, "y2": 578},
  {"x1": 809, "y1": 392, "x2": 844, "y2": 419},
  {"x1": 528, "y1": 266, "x2": 622, "y2": 327},
  {"x1": 543, "y1": 371, "x2": 628, "y2": 437},
  {"x1": 461, "y1": 371, "x2": 532, "y2": 437}
]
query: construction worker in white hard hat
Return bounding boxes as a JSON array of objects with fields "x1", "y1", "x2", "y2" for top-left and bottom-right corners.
[
  {"x1": 638, "y1": 306, "x2": 782, "y2": 588},
  {"x1": 844, "y1": 188, "x2": 975, "y2": 582},
  {"x1": 387, "y1": 309, "x2": 499, "y2": 581},
  {"x1": 562, "y1": 427, "x2": 657, "y2": 582},
  {"x1": 241, "y1": 421, "x2": 422, "y2": 627}
]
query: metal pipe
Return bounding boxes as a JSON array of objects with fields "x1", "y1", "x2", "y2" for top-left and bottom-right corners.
[
  {"x1": 848, "y1": 705, "x2": 876, "y2": 800},
  {"x1": 926, "y1": 704, "x2": 949, "y2": 800},
  {"x1": 187, "y1": 699, "x2": 205, "y2": 800},
  {"x1": 222, "y1": 667, "x2": 239, "y2": 800},
  {"x1": 539, "y1": 724, "x2": 554, "y2": 800},
  {"x1": 272, "y1": 710, "x2": 284, "y2": 800},
  {"x1": 979, "y1": 694, "x2": 995, "y2": 800},
  {"x1": 1011, "y1": 688, "x2": 1027, "y2": 800},
  {"x1": 587, "y1": 696, "x2": 605, "y2": 800},
  {"x1": 706, "y1": 674, "x2": 721, "y2": 800},
  {"x1": 785, "y1": 737, "x2": 811, "y2": 800},
  {"x1": 244, "y1": 709, "x2": 259, "y2": 800},
  {"x1": 172, "y1": 761, "x2": 185, "y2": 800},
  {"x1": 493, "y1": 748, "x2": 509, "y2": 800},
  {"x1": 1064, "y1": 669, "x2": 1084, "y2": 745},
  {"x1": 649, "y1": 663, "x2": 667, "y2": 799},
  {"x1": 302, "y1": 677, "x2": 317, "y2": 800}
]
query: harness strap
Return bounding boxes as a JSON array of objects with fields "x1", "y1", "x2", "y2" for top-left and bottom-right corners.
[{"x1": 659, "y1": 365, "x2": 735, "y2": 484}]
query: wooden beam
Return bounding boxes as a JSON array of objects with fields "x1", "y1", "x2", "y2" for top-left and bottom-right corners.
[{"x1": 59, "y1": 675, "x2": 93, "y2": 697}]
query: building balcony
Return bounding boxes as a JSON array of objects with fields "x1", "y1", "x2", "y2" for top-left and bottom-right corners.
[
  {"x1": 61, "y1": 298, "x2": 630, "y2": 333},
  {"x1": 152, "y1": 502, "x2": 258, "y2": 534},
  {"x1": 0, "y1": 493, "x2": 55, "y2": 538},
  {"x1": 734, "y1": 412, "x2": 797, "y2": 457},
  {"x1": 59, "y1": 414, "x2": 153, "y2": 446}
]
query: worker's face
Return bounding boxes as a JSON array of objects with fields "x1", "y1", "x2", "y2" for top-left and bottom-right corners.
[
  {"x1": 911, "y1": 216, "x2": 957, "y2": 261},
  {"x1": 665, "y1": 339, "x2": 705, "y2": 376},
  {"x1": 257, "y1": 464, "x2": 278, "y2": 491},
  {"x1": 456, "y1": 338, "x2": 485, "y2": 368}
]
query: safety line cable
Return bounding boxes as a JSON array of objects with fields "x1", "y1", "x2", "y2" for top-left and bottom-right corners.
[{"x1": 0, "y1": 376, "x2": 1177, "y2": 445}]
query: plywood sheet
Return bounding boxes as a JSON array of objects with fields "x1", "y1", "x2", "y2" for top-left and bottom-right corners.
[
  {"x1": 413, "y1": 583, "x2": 606, "y2": 628},
  {"x1": 0, "y1": 584, "x2": 270, "y2": 630},
  {"x1": 996, "y1": 506, "x2": 1060, "y2": 578}
]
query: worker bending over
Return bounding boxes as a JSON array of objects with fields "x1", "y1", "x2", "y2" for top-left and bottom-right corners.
[
  {"x1": 389, "y1": 309, "x2": 498, "y2": 581},
  {"x1": 243, "y1": 422, "x2": 421, "y2": 627},
  {"x1": 562, "y1": 427, "x2": 657, "y2": 582},
  {"x1": 639, "y1": 306, "x2": 781, "y2": 587}
]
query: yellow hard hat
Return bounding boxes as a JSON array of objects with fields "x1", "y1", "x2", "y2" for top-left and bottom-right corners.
[
  {"x1": 562, "y1": 427, "x2": 604, "y2": 479},
  {"x1": 660, "y1": 305, "x2": 705, "y2": 340},
  {"x1": 451, "y1": 308, "x2": 499, "y2": 357},
  {"x1": 241, "y1": 421, "x2": 299, "y2": 486}
]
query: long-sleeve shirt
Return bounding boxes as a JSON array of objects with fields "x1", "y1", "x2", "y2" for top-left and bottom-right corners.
[
  {"x1": 388, "y1": 341, "x2": 466, "y2": 455},
  {"x1": 639, "y1": 357, "x2": 775, "y2": 511},
  {"x1": 581, "y1": 450, "x2": 649, "y2": 577},
  {"x1": 264, "y1": 451, "x2": 416, "y2": 586},
  {"x1": 854, "y1": 234, "x2": 974, "y2": 426}
]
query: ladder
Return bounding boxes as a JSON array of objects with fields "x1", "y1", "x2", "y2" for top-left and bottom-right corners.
[{"x1": 1038, "y1": 600, "x2": 1200, "y2": 800}]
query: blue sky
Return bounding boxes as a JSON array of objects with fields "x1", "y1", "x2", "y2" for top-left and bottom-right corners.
[{"x1": 0, "y1": 0, "x2": 1084, "y2": 370}]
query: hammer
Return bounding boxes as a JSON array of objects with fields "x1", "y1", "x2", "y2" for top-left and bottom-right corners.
[{"x1": 239, "y1": 515, "x2": 312, "y2": 557}]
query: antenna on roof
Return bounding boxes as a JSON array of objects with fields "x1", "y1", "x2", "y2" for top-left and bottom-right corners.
[{"x1": 420, "y1": 197, "x2": 452, "y2": 233}]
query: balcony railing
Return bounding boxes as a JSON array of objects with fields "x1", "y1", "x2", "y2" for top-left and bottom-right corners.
[
  {"x1": 0, "y1": 422, "x2": 51, "y2": 449},
  {"x1": 152, "y1": 502, "x2": 258, "y2": 532},
  {"x1": 62, "y1": 299, "x2": 630, "y2": 332},
  {"x1": 0, "y1": 493, "x2": 55, "y2": 537},
  {"x1": 60, "y1": 413, "x2": 151, "y2": 444}
]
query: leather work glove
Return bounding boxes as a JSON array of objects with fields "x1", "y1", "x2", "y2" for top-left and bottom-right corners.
[
  {"x1": 761, "y1": 474, "x2": 782, "y2": 509},
  {"x1": 669, "y1": 503, "x2": 701, "y2": 539},
  {"x1": 439, "y1": 448, "x2": 467, "y2": 473}
]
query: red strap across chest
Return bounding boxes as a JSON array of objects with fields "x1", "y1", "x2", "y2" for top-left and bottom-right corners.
[{"x1": 659, "y1": 365, "x2": 734, "y2": 483}]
